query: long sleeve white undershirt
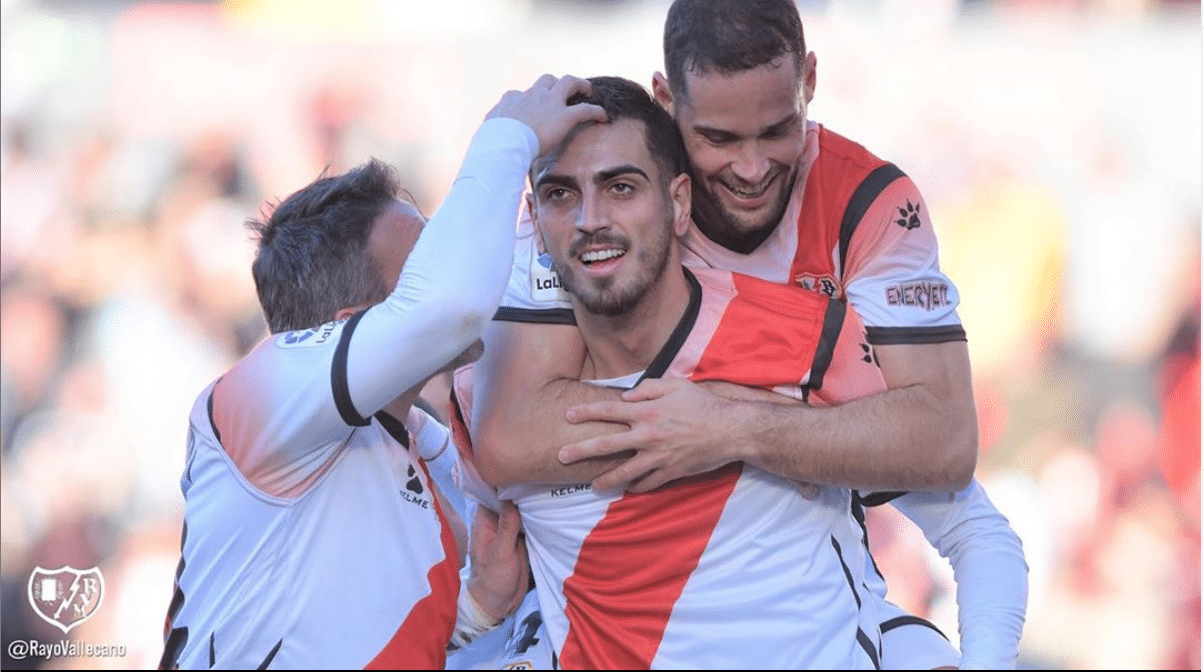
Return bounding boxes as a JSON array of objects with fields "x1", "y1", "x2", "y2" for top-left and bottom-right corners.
[{"x1": 345, "y1": 118, "x2": 538, "y2": 419}]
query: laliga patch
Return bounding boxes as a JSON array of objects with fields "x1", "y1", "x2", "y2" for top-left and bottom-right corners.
[
  {"x1": 276, "y1": 320, "x2": 341, "y2": 349},
  {"x1": 530, "y1": 251, "x2": 570, "y2": 304}
]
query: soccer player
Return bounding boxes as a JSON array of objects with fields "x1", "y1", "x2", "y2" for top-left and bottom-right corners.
[
  {"x1": 469, "y1": 1, "x2": 1027, "y2": 669},
  {"x1": 453, "y1": 75, "x2": 885, "y2": 670},
  {"x1": 158, "y1": 76, "x2": 605, "y2": 670}
]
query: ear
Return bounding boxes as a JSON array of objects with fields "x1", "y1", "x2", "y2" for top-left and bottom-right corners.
[
  {"x1": 803, "y1": 52, "x2": 817, "y2": 105},
  {"x1": 651, "y1": 72, "x2": 675, "y2": 116},
  {"x1": 525, "y1": 191, "x2": 537, "y2": 228},
  {"x1": 525, "y1": 192, "x2": 548, "y2": 254},
  {"x1": 669, "y1": 172, "x2": 691, "y2": 238},
  {"x1": 333, "y1": 304, "x2": 367, "y2": 322}
]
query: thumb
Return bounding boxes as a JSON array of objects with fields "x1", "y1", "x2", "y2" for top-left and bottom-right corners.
[{"x1": 496, "y1": 500, "x2": 522, "y2": 543}]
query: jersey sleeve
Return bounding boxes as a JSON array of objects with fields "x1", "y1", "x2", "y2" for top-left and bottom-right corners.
[
  {"x1": 493, "y1": 208, "x2": 576, "y2": 325},
  {"x1": 212, "y1": 117, "x2": 537, "y2": 493},
  {"x1": 343, "y1": 117, "x2": 537, "y2": 418},
  {"x1": 841, "y1": 175, "x2": 966, "y2": 346},
  {"x1": 806, "y1": 297, "x2": 889, "y2": 406},
  {"x1": 885, "y1": 481, "x2": 1028, "y2": 670}
]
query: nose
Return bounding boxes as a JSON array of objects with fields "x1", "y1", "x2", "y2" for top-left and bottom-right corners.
[
  {"x1": 575, "y1": 190, "x2": 610, "y2": 234},
  {"x1": 729, "y1": 140, "x2": 770, "y2": 185}
]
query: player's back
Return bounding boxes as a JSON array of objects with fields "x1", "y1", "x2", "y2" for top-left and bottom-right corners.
[{"x1": 162, "y1": 327, "x2": 459, "y2": 670}]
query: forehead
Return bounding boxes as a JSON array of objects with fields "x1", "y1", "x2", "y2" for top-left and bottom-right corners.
[
  {"x1": 368, "y1": 198, "x2": 426, "y2": 279},
  {"x1": 373, "y1": 199, "x2": 426, "y2": 239},
  {"x1": 540, "y1": 118, "x2": 657, "y2": 180},
  {"x1": 679, "y1": 60, "x2": 802, "y2": 132}
]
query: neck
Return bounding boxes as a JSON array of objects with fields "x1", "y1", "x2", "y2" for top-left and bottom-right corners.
[{"x1": 574, "y1": 265, "x2": 692, "y2": 381}]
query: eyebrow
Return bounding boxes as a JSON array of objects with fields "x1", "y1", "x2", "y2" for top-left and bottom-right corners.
[
  {"x1": 535, "y1": 164, "x2": 650, "y2": 191},
  {"x1": 694, "y1": 112, "x2": 801, "y2": 139}
]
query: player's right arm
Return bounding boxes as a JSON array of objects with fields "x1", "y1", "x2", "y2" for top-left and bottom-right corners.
[
  {"x1": 219, "y1": 77, "x2": 607, "y2": 491},
  {"x1": 470, "y1": 304, "x2": 632, "y2": 488}
]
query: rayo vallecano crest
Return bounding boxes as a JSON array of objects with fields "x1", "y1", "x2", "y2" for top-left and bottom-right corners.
[{"x1": 27, "y1": 566, "x2": 105, "y2": 634}]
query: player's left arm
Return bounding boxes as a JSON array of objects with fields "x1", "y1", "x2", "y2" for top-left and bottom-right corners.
[{"x1": 882, "y1": 482, "x2": 1029, "y2": 670}]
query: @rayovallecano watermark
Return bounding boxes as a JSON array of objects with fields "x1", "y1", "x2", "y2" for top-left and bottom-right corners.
[{"x1": 10, "y1": 566, "x2": 127, "y2": 661}]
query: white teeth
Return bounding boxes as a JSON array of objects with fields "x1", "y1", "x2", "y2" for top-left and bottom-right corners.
[
  {"x1": 723, "y1": 178, "x2": 772, "y2": 199},
  {"x1": 580, "y1": 249, "x2": 624, "y2": 263}
]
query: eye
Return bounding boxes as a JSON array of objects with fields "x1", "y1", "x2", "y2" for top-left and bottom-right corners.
[
  {"x1": 700, "y1": 133, "x2": 735, "y2": 147},
  {"x1": 543, "y1": 187, "x2": 570, "y2": 202},
  {"x1": 610, "y1": 182, "x2": 634, "y2": 195}
]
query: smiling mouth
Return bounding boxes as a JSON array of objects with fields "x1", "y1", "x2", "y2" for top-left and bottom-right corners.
[
  {"x1": 718, "y1": 172, "x2": 778, "y2": 201},
  {"x1": 579, "y1": 248, "x2": 626, "y2": 264}
]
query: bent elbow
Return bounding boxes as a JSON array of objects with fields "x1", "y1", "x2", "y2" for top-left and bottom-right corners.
[
  {"x1": 470, "y1": 413, "x2": 519, "y2": 489},
  {"x1": 947, "y1": 420, "x2": 978, "y2": 490}
]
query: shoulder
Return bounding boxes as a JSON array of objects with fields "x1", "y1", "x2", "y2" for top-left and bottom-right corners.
[{"x1": 812, "y1": 122, "x2": 892, "y2": 177}]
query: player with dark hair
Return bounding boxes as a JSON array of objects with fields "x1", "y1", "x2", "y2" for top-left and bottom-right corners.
[
  {"x1": 470, "y1": 1, "x2": 1027, "y2": 669},
  {"x1": 158, "y1": 75, "x2": 605, "y2": 670}
]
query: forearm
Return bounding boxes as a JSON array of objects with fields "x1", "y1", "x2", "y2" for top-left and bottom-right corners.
[
  {"x1": 738, "y1": 381, "x2": 975, "y2": 491},
  {"x1": 889, "y1": 484, "x2": 1029, "y2": 670},
  {"x1": 471, "y1": 320, "x2": 629, "y2": 487},
  {"x1": 475, "y1": 373, "x2": 630, "y2": 487},
  {"x1": 346, "y1": 119, "x2": 535, "y2": 416}
]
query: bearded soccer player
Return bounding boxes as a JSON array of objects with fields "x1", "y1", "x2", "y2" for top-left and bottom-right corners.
[
  {"x1": 451, "y1": 75, "x2": 885, "y2": 669},
  {"x1": 468, "y1": 1, "x2": 1027, "y2": 669},
  {"x1": 158, "y1": 76, "x2": 605, "y2": 670}
]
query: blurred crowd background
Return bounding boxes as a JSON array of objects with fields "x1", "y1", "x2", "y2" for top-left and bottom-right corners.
[{"x1": 0, "y1": 0, "x2": 1199, "y2": 669}]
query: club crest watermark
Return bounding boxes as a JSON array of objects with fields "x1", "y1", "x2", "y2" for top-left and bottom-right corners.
[{"x1": 27, "y1": 566, "x2": 105, "y2": 634}]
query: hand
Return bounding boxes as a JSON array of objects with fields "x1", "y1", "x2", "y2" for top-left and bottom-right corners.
[
  {"x1": 559, "y1": 378, "x2": 748, "y2": 493},
  {"x1": 486, "y1": 74, "x2": 608, "y2": 155},
  {"x1": 465, "y1": 500, "x2": 530, "y2": 622}
]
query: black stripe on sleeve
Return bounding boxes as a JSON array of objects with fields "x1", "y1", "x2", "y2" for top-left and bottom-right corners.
[
  {"x1": 807, "y1": 298, "x2": 847, "y2": 392},
  {"x1": 858, "y1": 490, "x2": 908, "y2": 508},
  {"x1": 838, "y1": 163, "x2": 906, "y2": 276},
  {"x1": 831, "y1": 536, "x2": 861, "y2": 609},
  {"x1": 880, "y1": 615, "x2": 949, "y2": 641},
  {"x1": 864, "y1": 325, "x2": 967, "y2": 345},
  {"x1": 332, "y1": 311, "x2": 372, "y2": 427},
  {"x1": 206, "y1": 384, "x2": 222, "y2": 444},
  {"x1": 638, "y1": 267, "x2": 702, "y2": 384},
  {"x1": 493, "y1": 306, "x2": 577, "y2": 325},
  {"x1": 373, "y1": 411, "x2": 411, "y2": 449},
  {"x1": 856, "y1": 627, "x2": 882, "y2": 670}
]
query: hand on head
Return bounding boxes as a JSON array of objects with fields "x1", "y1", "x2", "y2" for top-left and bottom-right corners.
[{"x1": 487, "y1": 74, "x2": 608, "y2": 155}]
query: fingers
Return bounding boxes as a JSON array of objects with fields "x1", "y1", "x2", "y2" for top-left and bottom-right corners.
[
  {"x1": 532, "y1": 73, "x2": 558, "y2": 90},
  {"x1": 558, "y1": 432, "x2": 635, "y2": 464},
  {"x1": 496, "y1": 500, "x2": 523, "y2": 544},
  {"x1": 591, "y1": 456, "x2": 657, "y2": 492},
  {"x1": 621, "y1": 378, "x2": 680, "y2": 402},
  {"x1": 564, "y1": 100, "x2": 608, "y2": 127},
  {"x1": 565, "y1": 400, "x2": 635, "y2": 424}
]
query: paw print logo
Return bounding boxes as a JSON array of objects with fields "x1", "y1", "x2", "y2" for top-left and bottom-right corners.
[
  {"x1": 860, "y1": 343, "x2": 879, "y2": 367},
  {"x1": 895, "y1": 200, "x2": 921, "y2": 230},
  {"x1": 405, "y1": 465, "x2": 424, "y2": 494}
]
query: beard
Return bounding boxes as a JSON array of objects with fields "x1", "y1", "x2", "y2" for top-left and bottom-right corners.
[
  {"x1": 554, "y1": 213, "x2": 677, "y2": 318},
  {"x1": 690, "y1": 163, "x2": 797, "y2": 254}
]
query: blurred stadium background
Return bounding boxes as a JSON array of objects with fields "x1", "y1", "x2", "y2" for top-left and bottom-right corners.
[{"x1": 0, "y1": 0, "x2": 1199, "y2": 668}]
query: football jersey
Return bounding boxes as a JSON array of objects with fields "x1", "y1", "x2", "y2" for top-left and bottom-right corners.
[
  {"x1": 503, "y1": 120, "x2": 965, "y2": 347},
  {"x1": 160, "y1": 117, "x2": 541, "y2": 670},
  {"x1": 459, "y1": 266, "x2": 885, "y2": 669},
  {"x1": 162, "y1": 323, "x2": 459, "y2": 670},
  {"x1": 493, "y1": 122, "x2": 1027, "y2": 669}
]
